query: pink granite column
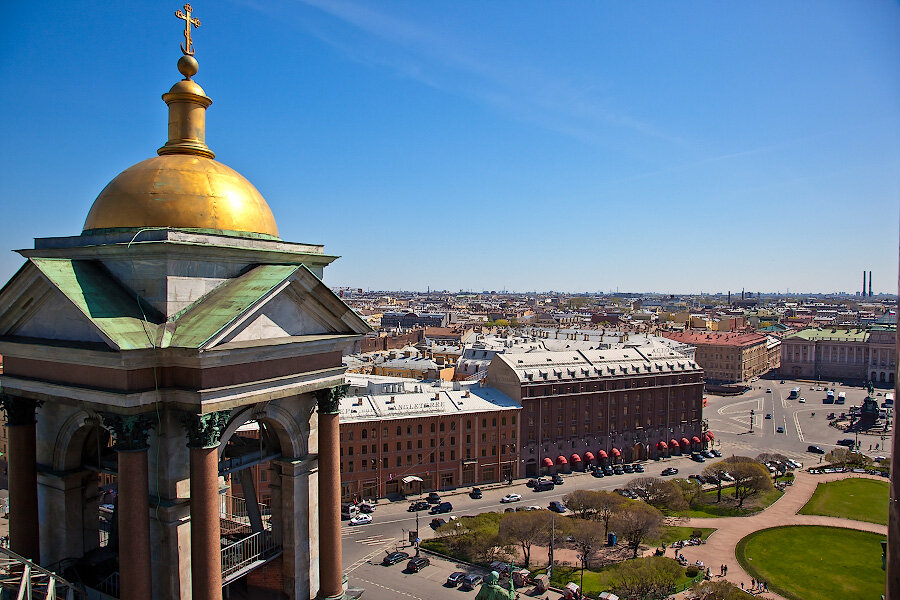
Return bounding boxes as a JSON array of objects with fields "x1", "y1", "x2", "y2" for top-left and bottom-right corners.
[
  {"x1": 316, "y1": 386, "x2": 347, "y2": 600},
  {"x1": 1, "y1": 395, "x2": 41, "y2": 562}
]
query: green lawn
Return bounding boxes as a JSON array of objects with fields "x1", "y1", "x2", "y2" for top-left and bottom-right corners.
[
  {"x1": 735, "y1": 526, "x2": 885, "y2": 600},
  {"x1": 653, "y1": 526, "x2": 716, "y2": 545},
  {"x1": 687, "y1": 488, "x2": 783, "y2": 518},
  {"x1": 798, "y1": 478, "x2": 888, "y2": 525},
  {"x1": 542, "y1": 558, "x2": 697, "y2": 597}
]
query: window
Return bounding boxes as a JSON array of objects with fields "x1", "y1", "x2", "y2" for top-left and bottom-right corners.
[
  {"x1": 348, "y1": 447, "x2": 354, "y2": 456},
  {"x1": 467, "y1": 420, "x2": 472, "y2": 430},
  {"x1": 492, "y1": 418, "x2": 497, "y2": 427},
  {"x1": 407, "y1": 426, "x2": 411, "y2": 435},
  {"x1": 440, "y1": 422, "x2": 445, "y2": 432},
  {"x1": 349, "y1": 431, "x2": 354, "y2": 441},
  {"x1": 417, "y1": 424, "x2": 422, "y2": 434},
  {"x1": 383, "y1": 443, "x2": 388, "y2": 452},
  {"x1": 348, "y1": 461, "x2": 354, "y2": 473},
  {"x1": 407, "y1": 441, "x2": 412, "y2": 450},
  {"x1": 396, "y1": 426, "x2": 401, "y2": 436},
  {"x1": 361, "y1": 429, "x2": 367, "y2": 439},
  {"x1": 382, "y1": 458, "x2": 388, "y2": 468},
  {"x1": 450, "y1": 450, "x2": 456, "y2": 460},
  {"x1": 482, "y1": 418, "x2": 487, "y2": 428},
  {"x1": 396, "y1": 442, "x2": 401, "y2": 451},
  {"x1": 431, "y1": 423, "x2": 436, "y2": 433},
  {"x1": 439, "y1": 451, "x2": 445, "y2": 462},
  {"x1": 466, "y1": 434, "x2": 471, "y2": 443},
  {"x1": 407, "y1": 455, "x2": 412, "y2": 465},
  {"x1": 417, "y1": 440, "x2": 422, "y2": 449}
]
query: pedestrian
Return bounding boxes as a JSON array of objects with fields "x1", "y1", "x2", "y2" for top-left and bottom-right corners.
[
  {"x1": 751, "y1": 578, "x2": 755, "y2": 589},
  {"x1": 741, "y1": 582, "x2": 744, "y2": 590},
  {"x1": 724, "y1": 565, "x2": 728, "y2": 576}
]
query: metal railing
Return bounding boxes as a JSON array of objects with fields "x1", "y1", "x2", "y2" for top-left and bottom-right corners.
[
  {"x1": 0, "y1": 546, "x2": 83, "y2": 599},
  {"x1": 465, "y1": 369, "x2": 489, "y2": 381},
  {"x1": 220, "y1": 494, "x2": 272, "y2": 537},
  {"x1": 221, "y1": 531, "x2": 279, "y2": 582},
  {"x1": 97, "y1": 571, "x2": 120, "y2": 598}
]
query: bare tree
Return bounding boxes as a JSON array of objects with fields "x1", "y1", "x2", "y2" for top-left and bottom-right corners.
[
  {"x1": 592, "y1": 490, "x2": 626, "y2": 537},
  {"x1": 563, "y1": 489, "x2": 599, "y2": 519},
  {"x1": 626, "y1": 477, "x2": 687, "y2": 512},
  {"x1": 702, "y1": 461, "x2": 732, "y2": 503},
  {"x1": 612, "y1": 501, "x2": 664, "y2": 558},
  {"x1": 728, "y1": 461, "x2": 773, "y2": 508},
  {"x1": 569, "y1": 519, "x2": 605, "y2": 569},
  {"x1": 499, "y1": 510, "x2": 554, "y2": 567}
]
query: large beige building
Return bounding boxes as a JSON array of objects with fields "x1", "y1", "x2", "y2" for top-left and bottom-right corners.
[
  {"x1": 662, "y1": 331, "x2": 772, "y2": 383},
  {"x1": 779, "y1": 326, "x2": 896, "y2": 384}
]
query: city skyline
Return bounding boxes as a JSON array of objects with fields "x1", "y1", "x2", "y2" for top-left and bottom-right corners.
[{"x1": 1, "y1": 1, "x2": 899, "y2": 293}]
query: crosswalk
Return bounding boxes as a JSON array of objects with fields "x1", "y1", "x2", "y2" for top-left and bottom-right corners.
[{"x1": 341, "y1": 528, "x2": 399, "y2": 547}]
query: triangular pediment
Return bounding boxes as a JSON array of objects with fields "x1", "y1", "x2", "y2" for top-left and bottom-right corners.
[
  {"x1": 0, "y1": 259, "x2": 158, "y2": 350},
  {"x1": 162, "y1": 264, "x2": 370, "y2": 349}
]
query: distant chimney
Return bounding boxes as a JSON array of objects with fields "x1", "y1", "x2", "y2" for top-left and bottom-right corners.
[
  {"x1": 869, "y1": 271, "x2": 873, "y2": 296},
  {"x1": 728, "y1": 291, "x2": 731, "y2": 304},
  {"x1": 863, "y1": 270, "x2": 867, "y2": 296}
]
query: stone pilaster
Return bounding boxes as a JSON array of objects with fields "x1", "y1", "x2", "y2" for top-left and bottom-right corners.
[
  {"x1": 314, "y1": 385, "x2": 347, "y2": 600},
  {"x1": 101, "y1": 412, "x2": 155, "y2": 600},
  {"x1": 0, "y1": 394, "x2": 42, "y2": 561},
  {"x1": 182, "y1": 410, "x2": 230, "y2": 600}
]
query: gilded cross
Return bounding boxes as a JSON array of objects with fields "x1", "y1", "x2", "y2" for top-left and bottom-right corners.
[{"x1": 175, "y1": 4, "x2": 201, "y2": 56}]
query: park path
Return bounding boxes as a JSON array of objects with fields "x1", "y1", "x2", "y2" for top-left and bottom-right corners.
[{"x1": 668, "y1": 472, "x2": 887, "y2": 599}]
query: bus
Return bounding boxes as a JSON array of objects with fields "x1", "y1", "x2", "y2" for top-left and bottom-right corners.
[
  {"x1": 825, "y1": 390, "x2": 835, "y2": 404},
  {"x1": 788, "y1": 387, "x2": 800, "y2": 399},
  {"x1": 836, "y1": 392, "x2": 846, "y2": 405}
]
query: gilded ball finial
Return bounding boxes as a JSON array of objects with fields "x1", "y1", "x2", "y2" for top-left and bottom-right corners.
[{"x1": 177, "y1": 55, "x2": 199, "y2": 79}]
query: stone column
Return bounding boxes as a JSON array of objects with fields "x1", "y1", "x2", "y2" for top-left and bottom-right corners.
[
  {"x1": 0, "y1": 395, "x2": 42, "y2": 561},
  {"x1": 182, "y1": 411, "x2": 230, "y2": 600},
  {"x1": 102, "y1": 413, "x2": 155, "y2": 600},
  {"x1": 314, "y1": 385, "x2": 348, "y2": 600}
]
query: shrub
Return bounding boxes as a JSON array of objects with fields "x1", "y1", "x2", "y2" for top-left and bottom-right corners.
[{"x1": 686, "y1": 565, "x2": 700, "y2": 578}]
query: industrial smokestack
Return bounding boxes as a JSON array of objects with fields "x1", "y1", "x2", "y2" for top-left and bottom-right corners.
[
  {"x1": 863, "y1": 271, "x2": 867, "y2": 296},
  {"x1": 869, "y1": 271, "x2": 873, "y2": 296},
  {"x1": 728, "y1": 291, "x2": 731, "y2": 304}
]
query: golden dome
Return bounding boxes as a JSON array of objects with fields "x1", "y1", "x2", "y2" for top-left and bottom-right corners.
[
  {"x1": 82, "y1": 51, "x2": 280, "y2": 238},
  {"x1": 83, "y1": 155, "x2": 280, "y2": 237}
]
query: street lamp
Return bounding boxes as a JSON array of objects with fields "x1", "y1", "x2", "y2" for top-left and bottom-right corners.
[{"x1": 749, "y1": 409, "x2": 755, "y2": 432}]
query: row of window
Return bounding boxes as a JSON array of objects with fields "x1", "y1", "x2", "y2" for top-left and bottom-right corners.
[
  {"x1": 339, "y1": 415, "x2": 518, "y2": 442},
  {"x1": 523, "y1": 375, "x2": 702, "y2": 397},
  {"x1": 341, "y1": 444, "x2": 519, "y2": 473}
]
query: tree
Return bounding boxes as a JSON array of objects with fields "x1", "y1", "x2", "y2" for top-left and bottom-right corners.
[
  {"x1": 612, "y1": 501, "x2": 664, "y2": 558},
  {"x1": 728, "y1": 461, "x2": 773, "y2": 508},
  {"x1": 673, "y1": 477, "x2": 703, "y2": 508},
  {"x1": 569, "y1": 519, "x2": 605, "y2": 570},
  {"x1": 563, "y1": 489, "x2": 600, "y2": 519},
  {"x1": 702, "y1": 461, "x2": 732, "y2": 503},
  {"x1": 592, "y1": 490, "x2": 626, "y2": 537},
  {"x1": 826, "y1": 448, "x2": 868, "y2": 468},
  {"x1": 627, "y1": 477, "x2": 688, "y2": 512},
  {"x1": 499, "y1": 510, "x2": 553, "y2": 567},
  {"x1": 691, "y1": 579, "x2": 755, "y2": 599},
  {"x1": 613, "y1": 556, "x2": 681, "y2": 599},
  {"x1": 434, "y1": 512, "x2": 511, "y2": 563}
]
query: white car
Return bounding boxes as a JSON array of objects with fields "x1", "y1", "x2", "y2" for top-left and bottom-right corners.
[
  {"x1": 500, "y1": 493, "x2": 522, "y2": 503},
  {"x1": 524, "y1": 506, "x2": 542, "y2": 511},
  {"x1": 349, "y1": 514, "x2": 372, "y2": 525},
  {"x1": 798, "y1": 398, "x2": 806, "y2": 403}
]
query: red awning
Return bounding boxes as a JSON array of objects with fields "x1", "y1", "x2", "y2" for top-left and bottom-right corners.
[
  {"x1": 682, "y1": 437, "x2": 691, "y2": 448},
  {"x1": 543, "y1": 457, "x2": 554, "y2": 467},
  {"x1": 571, "y1": 454, "x2": 582, "y2": 463},
  {"x1": 557, "y1": 455, "x2": 568, "y2": 465},
  {"x1": 692, "y1": 436, "x2": 702, "y2": 444},
  {"x1": 657, "y1": 441, "x2": 668, "y2": 449},
  {"x1": 705, "y1": 431, "x2": 715, "y2": 440},
  {"x1": 584, "y1": 451, "x2": 595, "y2": 461},
  {"x1": 670, "y1": 438, "x2": 680, "y2": 447},
  {"x1": 610, "y1": 448, "x2": 621, "y2": 457},
  {"x1": 597, "y1": 450, "x2": 608, "y2": 458}
]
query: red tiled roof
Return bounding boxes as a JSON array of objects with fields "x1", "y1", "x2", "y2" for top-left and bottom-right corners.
[{"x1": 662, "y1": 330, "x2": 767, "y2": 348}]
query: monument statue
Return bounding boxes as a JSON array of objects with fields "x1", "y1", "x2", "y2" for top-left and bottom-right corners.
[{"x1": 476, "y1": 571, "x2": 517, "y2": 600}]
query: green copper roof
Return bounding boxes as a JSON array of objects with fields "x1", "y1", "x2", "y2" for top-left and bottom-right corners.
[
  {"x1": 30, "y1": 258, "x2": 159, "y2": 350},
  {"x1": 785, "y1": 328, "x2": 869, "y2": 342},
  {"x1": 162, "y1": 264, "x2": 300, "y2": 349}
]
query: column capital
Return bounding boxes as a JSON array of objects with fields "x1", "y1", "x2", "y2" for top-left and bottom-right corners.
[
  {"x1": 101, "y1": 413, "x2": 155, "y2": 452},
  {"x1": 181, "y1": 410, "x2": 231, "y2": 449},
  {"x1": 314, "y1": 384, "x2": 349, "y2": 415},
  {"x1": 0, "y1": 394, "x2": 43, "y2": 427}
]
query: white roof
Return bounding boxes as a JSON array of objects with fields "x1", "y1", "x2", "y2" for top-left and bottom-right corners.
[
  {"x1": 339, "y1": 385, "x2": 520, "y2": 422},
  {"x1": 495, "y1": 347, "x2": 701, "y2": 383}
]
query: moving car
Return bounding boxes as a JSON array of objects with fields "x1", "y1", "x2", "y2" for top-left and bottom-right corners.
[
  {"x1": 341, "y1": 503, "x2": 358, "y2": 520},
  {"x1": 661, "y1": 467, "x2": 678, "y2": 476},
  {"x1": 534, "y1": 479, "x2": 555, "y2": 492},
  {"x1": 350, "y1": 514, "x2": 372, "y2": 525},
  {"x1": 807, "y1": 445, "x2": 825, "y2": 454},
  {"x1": 408, "y1": 500, "x2": 430, "y2": 512},
  {"x1": 837, "y1": 439, "x2": 855, "y2": 447},
  {"x1": 548, "y1": 501, "x2": 567, "y2": 513},
  {"x1": 765, "y1": 413, "x2": 772, "y2": 419},
  {"x1": 469, "y1": 487, "x2": 483, "y2": 499},
  {"x1": 383, "y1": 551, "x2": 410, "y2": 566},
  {"x1": 526, "y1": 479, "x2": 537, "y2": 488},
  {"x1": 799, "y1": 397, "x2": 806, "y2": 403},
  {"x1": 358, "y1": 501, "x2": 376, "y2": 513},
  {"x1": 776, "y1": 426, "x2": 784, "y2": 433},
  {"x1": 406, "y1": 557, "x2": 430, "y2": 572},
  {"x1": 501, "y1": 493, "x2": 522, "y2": 503},
  {"x1": 446, "y1": 572, "x2": 466, "y2": 587},
  {"x1": 430, "y1": 518, "x2": 446, "y2": 529},
  {"x1": 426, "y1": 492, "x2": 441, "y2": 504},
  {"x1": 552, "y1": 474, "x2": 564, "y2": 485},
  {"x1": 461, "y1": 574, "x2": 483, "y2": 591},
  {"x1": 430, "y1": 501, "x2": 453, "y2": 514},
  {"x1": 766, "y1": 388, "x2": 772, "y2": 393}
]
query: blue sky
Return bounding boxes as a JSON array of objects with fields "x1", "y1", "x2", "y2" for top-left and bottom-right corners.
[{"x1": 1, "y1": 1, "x2": 898, "y2": 294}]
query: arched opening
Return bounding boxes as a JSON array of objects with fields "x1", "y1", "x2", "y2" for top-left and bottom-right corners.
[
  {"x1": 881, "y1": 372, "x2": 887, "y2": 383},
  {"x1": 890, "y1": 373, "x2": 895, "y2": 385},
  {"x1": 525, "y1": 458, "x2": 538, "y2": 478}
]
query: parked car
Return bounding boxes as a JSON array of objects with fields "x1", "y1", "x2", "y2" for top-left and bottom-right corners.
[
  {"x1": 711, "y1": 449, "x2": 722, "y2": 457},
  {"x1": 623, "y1": 464, "x2": 634, "y2": 473},
  {"x1": 719, "y1": 472, "x2": 735, "y2": 482},
  {"x1": 766, "y1": 388, "x2": 772, "y2": 393},
  {"x1": 534, "y1": 479, "x2": 555, "y2": 492},
  {"x1": 799, "y1": 397, "x2": 806, "y2": 403},
  {"x1": 837, "y1": 439, "x2": 855, "y2": 447},
  {"x1": 408, "y1": 500, "x2": 430, "y2": 512},
  {"x1": 501, "y1": 494, "x2": 522, "y2": 503},
  {"x1": 350, "y1": 514, "x2": 372, "y2": 525},
  {"x1": 765, "y1": 413, "x2": 772, "y2": 419},
  {"x1": 469, "y1": 487, "x2": 483, "y2": 499},
  {"x1": 341, "y1": 503, "x2": 359, "y2": 520},
  {"x1": 548, "y1": 501, "x2": 567, "y2": 513},
  {"x1": 552, "y1": 474, "x2": 564, "y2": 485},
  {"x1": 526, "y1": 479, "x2": 538, "y2": 488},
  {"x1": 426, "y1": 492, "x2": 441, "y2": 504},
  {"x1": 602, "y1": 466, "x2": 614, "y2": 476},
  {"x1": 613, "y1": 465, "x2": 625, "y2": 474},
  {"x1": 634, "y1": 464, "x2": 645, "y2": 472},
  {"x1": 776, "y1": 426, "x2": 784, "y2": 433},
  {"x1": 358, "y1": 501, "x2": 376, "y2": 513},
  {"x1": 592, "y1": 469, "x2": 604, "y2": 478},
  {"x1": 383, "y1": 551, "x2": 410, "y2": 566},
  {"x1": 406, "y1": 557, "x2": 430, "y2": 572},
  {"x1": 807, "y1": 445, "x2": 826, "y2": 454},
  {"x1": 446, "y1": 572, "x2": 466, "y2": 587},
  {"x1": 430, "y1": 501, "x2": 453, "y2": 514},
  {"x1": 430, "y1": 518, "x2": 446, "y2": 529},
  {"x1": 461, "y1": 574, "x2": 483, "y2": 591},
  {"x1": 691, "y1": 453, "x2": 706, "y2": 463},
  {"x1": 661, "y1": 467, "x2": 678, "y2": 476},
  {"x1": 703, "y1": 450, "x2": 715, "y2": 458}
]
